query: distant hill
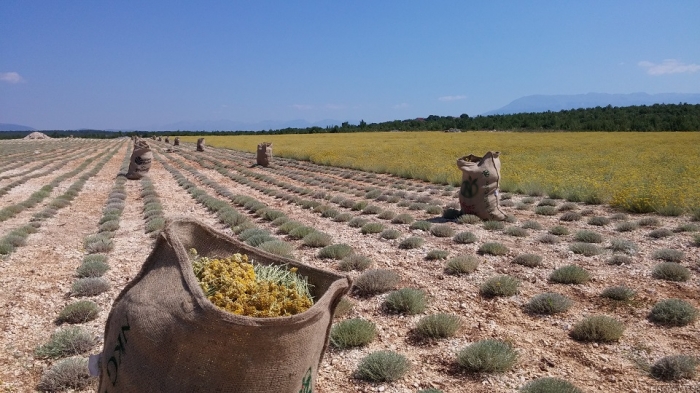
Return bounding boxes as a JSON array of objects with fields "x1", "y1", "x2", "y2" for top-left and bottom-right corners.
[
  {"x1": 150, "y1": 118, "x2": 350, "y2": 132},
  {"x1": 483, "y1": 93, "x2": 700, "y2": 115},
  {"x1": 0, "y1": 123, "x2": 35, "y2": 131}
]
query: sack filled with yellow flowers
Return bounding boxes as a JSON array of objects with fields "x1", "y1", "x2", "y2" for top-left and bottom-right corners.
[
  {"x1": 456, "y1": 151, "x2": 506, "y2": 221},
  {"x1": 96, "y1": 218, "x2": 351, "y2": 393}
]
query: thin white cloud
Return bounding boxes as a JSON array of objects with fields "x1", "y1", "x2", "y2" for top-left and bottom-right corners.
[
  {"x1": 393, "y1": 103, "x2": 409, "y2": 109},
  {"x1": 438, "y1": 95, "x2": 466, "y2": 102},
  {"x1": 0, "y1": 72, "x2": 24, "y2": 83},
  {"x1": 638, "y1": 59, "x2": 700, "y2": 75},
  {"x1": 291, "y1": 104, "x2": 313, "y2": 110}
]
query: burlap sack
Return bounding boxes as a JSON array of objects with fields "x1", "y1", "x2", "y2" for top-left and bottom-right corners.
[
  {"x1": 164, "y1": 136, "x2": 170, "y2": 144},
  {"x1": 125, "y1": 140, "x2": 153, "y2": 180},
  {"x1": 98, "y1": 218, "x2": 350, "y2": 393},
  {"x1": 456, "y1": 151, "x2": 506, "y2": 221},
  {"x1": 196, "y1": 138, "x2": 205, "y2": 151},
  {"x1": 174, "y1": 137, "x2": 180, "y2": 146},
  {"x1": 257, "y1": 142, "x2": 272, "y2": 167}
]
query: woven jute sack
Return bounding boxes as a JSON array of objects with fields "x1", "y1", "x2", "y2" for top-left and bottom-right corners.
[
  {"x1": 174, "y1": 137, "x2": 180, "y2": 146},
  {"x1": 456, "y1": 151, "x2": 506, "y2": 221},
  {"x1": 196, "y1": 138, "x2": 205, "y2": 151},
  {"x1": 257, "y1": 142, "x2": 272, "y2": 167},
  {"x1": 164, "y1": 136, "x2": 170, "y2": 144},
  {"x1": 98, "y1": 218, "x2": 351, "y2": 393},
  {"x1": 125, "y1": 139, "x2": 153, "y2": 180}
]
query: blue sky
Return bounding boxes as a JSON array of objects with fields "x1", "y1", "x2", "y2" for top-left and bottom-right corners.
[{"x1": 1, "y1": 1, "x2": 699, "y2": 130}]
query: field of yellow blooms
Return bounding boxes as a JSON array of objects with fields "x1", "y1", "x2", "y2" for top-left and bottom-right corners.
[{"x1": 181, "y1": 132, "x2": 700, "y2": 213}]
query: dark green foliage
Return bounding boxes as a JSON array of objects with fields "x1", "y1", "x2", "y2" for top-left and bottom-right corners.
[
  {"x1": 569, "y1": 242, "x2": 602, "y2": 256},
  {"x1": 318, "y1": 243, "x2": 354, "y2": 259},
  {"x1": 525, "y1": 293, "x2": 572, "y2": 315},
  {"x1": 410, "y1": 220, "x2": 432, "y2": 231},
  {"x1": 445, "y1": 255, "x2": 479, "y2": 275},
  {"x1": 549, "y1": 225, "x2": 570, "y2": 236},
  {"x1": 483, "y1": 220, "x2": 505, "y2": 231},
  {"x1": 574, "y1": 230, "x2": 603, "y2": 243},
  {"x1": 452, "y1": 231, "x2": 477, "y2": 244},
  {"x1": 478, "y1": 242, "x2": 509, "y2": 256},
  {"x1": 414, "y1": 313, "x2": 461, "y2": 339},
  {"x1": 512, "y1": 254, "x2": 543, "y2": 267},
  {"x1": 399, "y1": 236, "x2": 424, "y2": 249},
  {"x1": 650, "y1": 355, "x2": 698, "y2": 381},
  {"x1": 480, "y1": 275, "x2": 520, "y2": 297},
  {"x1": 71, "y1": 277, "x2": 110, "y2": 297},
  {"x1": 37, "y1": 357, "x2": 92, "y2": 392},
  {"x1": 384, "y1": 288, "x2": 427, "y2": 315},
  {"x1": 338, "y1": 254, "x2": 372, "y2": 271},
  {"x1": 456, "y1": 339, "x2": 518, "y2": 373},
  {"x1": 519, "y1": 377, "x2": 583, "y2": 393},
  {"x1": 356, "y1": 350, "x2": 410, "y2": 382},
  {"x1": 426, "y1": 250, "x2": 449, "y2": 260},
  {"x1": 35, "y1": 327, "x2": 95, "y2": 358},
  {"x1": 330, "y1": 318, "x2": 376, "y2": 349},
  {"x1": 649, "y1": 299, "x2": 698, "y2": 327},
  {"x1": 652, "y1": 262, "x2": 691, "y2": 282},
  {"x1": 570, "y1": 316, "x2": 625, "y2": 342},
  {"x1": 430, "y1": 224, "x2": 454, "y2": 237},
  {"x1": 606, "y1": 254, "x2": 632, "y2": 266},
  {"x1": 549, "y1": 265, "x2": 590, "y2": 284},
  {"x1": 361, "y1": 222, "x2": 385, "y2": 234},
  {"x1": 653, "y1": 248, "x2": 684, "y2": 262},
  {"x1": 353, "y1": 269, "x2": 400, "y2": 295},
  {"x1": 601, "y1": 286, "x2": 636, "y2": 301},
  {"x1": 380, "y1": 229, "x2": 401, "y2": 240},
  {"x1": 56, "y1": 301, "x2": 99, "y2": 324}
]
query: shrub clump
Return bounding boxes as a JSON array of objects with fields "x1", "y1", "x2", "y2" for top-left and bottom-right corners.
[
  {"x1": 414, "y1": 313, "x2": 461, "y2": 339},
  {"x1": 84, "y1": 234, "x2": 113, "y2": 254},
  {"x1": 549, "y1": 225, "x2": 570, "y2": 236},
  {"x1": 330, "y1": 318, "x2": 376, "y2": 349},
  {"x1": 35, "y1": 327, "x2": 96, "y2": 358},
  {"x1": 56, "y1": 301, "x2": 99, "y2": 324},
  {"x1": 559, "y1": 211, "x2": 582, "y2": 222},
  {"x1": 301, "y1": 231, "x2": 333, "y2": 247},
  {"x1": 650, "y1": 355, "x2": 698, "y2": 381},
  {"x1": 648, "y1": 228, "x2": 674, "y2": 239},
  {"x1": 569, "y1": 242, "x2": 602, "y2": 256},
  {"x1": 615, "y1": 221, "x2": 639, "y2": 232},
  {"x1": 519, "y1": 377, "x2": 583, "y2": 393},
  {"x1": 525, "y1": 292, "x2": 572, "y2": 315},
  {"x1": 71, "y1": 277, "x2": 110, "y2": 297},
  {"x1": 606, "y1": 255, "x2": 632, "y2": 266},
  {"x1": 521, "y1": 220, "x2": 543, "y2": 230},
  {"x1": 608, "y1": 238, "x2": 637, "y2": 254},
  {"x1": 338, "y1": 254, "x2": 372, "y2": 271},
  {"x1": 353, "y1": 269, "x2": 400, "y2": 296},
  {"x1": 355, "y1": 350, "x2": 411, "y2": 382},
  {"x1": 380, "y1": 229, "x2": 402, "y2": 240},
  {"x1": 549, "y1": 265, "x2": 590, "y2": 284},
  {"x1": 535, "y1": 206, "x2": 557, "y2": 216},
  {"x1": 512, "y1": 254, "x2": 543, "y2": 268},
  {"x1": 453, "y1": 231, "x2": 477, "y2": 244},
  {"x1": 457, "y1": 214, "x2": 481, "y2": 224},
  {"x1": 445, "y1": 255, "x2": 479, "y2": 275},
  {"x1": 478, "y1": 242, "x2": 509, "y2": 256},
  {"x1": 649, "y1": 299, "x2": 698, "y2": 327},
  {"x1": 399, "y1": 236, "x2": 424, "y2": 249},
  {"x1": 483, "y1": 220, "x2": 505, "y2": 231},
  {"x1": 480, "y1": 275, "x2": 520, "y2": 298},
  {"x1": 391, "y1": 213, "x2": 415, "y2": 224},
  {"x1": 505, "y1": 226, "x2": 528, "y2": 237},
  {"x1": 76, "y1": 254, "x2": 109, "y2": 278},
  {"x1": 652, "y1": 262, "x2": 691, "y2": 282},
  {"x1": 574, "y1": 230, "x2": 603, "y2": 243},
  {"x1": 430, "y1": 224, "x2": 454, "y2": 237},
  {"x1": 426, "y1": 249, "x2": 449, "y2": 260},
  {"x1": 384, "y1": 288, "x2": 427, "y2": 315},
  {"x1": 37, "y1": 357, "x2": 92, "y2": 392},
  {"x1": 652, "y1": 248, "x2": 684, "y2": 262},
  {"x1": 456, "y1": 339, "x2": 518, "y2": 373},
  {"x1": 257, "y1": 240, "x2": 294, "y2": 258},
  {"x1": 318, "y1": 243, "x2": 354, "y2": 260},
  {"x1": 601, "y1": 286, "x2": 636, "y2": 301},
  {"x1": 360, "y1": 222, "x2": 385, "y2": 235},
  {"x1": 569, "y1": 316, "x2": 625, "y2": 342},
  {"x1": 410, "y1": 220, "x2": 432, "y2": 231}
]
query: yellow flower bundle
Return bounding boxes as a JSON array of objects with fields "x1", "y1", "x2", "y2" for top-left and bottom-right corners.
[{"x1": 192, "y1": 252, "x2": 313, "y2": 317}]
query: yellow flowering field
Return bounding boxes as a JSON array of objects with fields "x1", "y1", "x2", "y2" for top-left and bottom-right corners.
[{"x1": 181, "y1": 132, "x2": 700, "y2": 212}]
